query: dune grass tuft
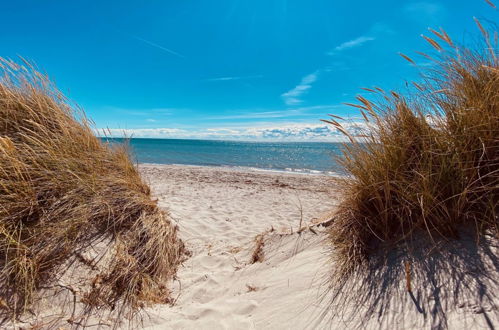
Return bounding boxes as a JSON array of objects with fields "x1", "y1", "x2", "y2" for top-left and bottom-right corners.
[
  {"x1": 324, "y1": 16, "x2": 498, "y2": 277},
  {"x1": 0, "y1": 58, "x2": 185, "y2": 323},
  {"x1": 320, "y1": 12, "x2": 498, "y2": 327}
]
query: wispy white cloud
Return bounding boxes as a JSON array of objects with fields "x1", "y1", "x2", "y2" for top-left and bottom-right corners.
[
  {"x1": 328, "y1": 36, "x2": 375, "y2": 55},
  {"x1": 206, "y1": 75, "x2": 263, "y2": 82},
  {"x1": 99, "y1": 121, "x2": 368, "y2": 142},
  {"x1": 326, "y1": 22, "x2": 395, "y2": 57},
  {"x1": 281, "y1": 72, "x2": 319, "y2": 106},
  {"x1": 132, "y1": 35, "x2": 185, "y2": 58}
]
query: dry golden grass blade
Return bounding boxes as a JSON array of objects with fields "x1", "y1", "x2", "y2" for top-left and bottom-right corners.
[
  {"x1": 337, "y1": 127, "x2": 355, "y2": 143},
  {"x1": 17, "y1": 56, "x2": 34, "y2": 70},
  {"x1": 356, "y1": 95, "x2": 373, "y2": 111},
  {"x1": 428, "y1": 27, "x2": 454, "y2": 47},
  {"x1": 415, "y1": 51, "x2": 434, "y2": 60},
  {"x1": 485, "y1": 0, "x2": 496, "y2": 8},
  {"x1": 390, "y1": 91, "x2": 400, "y2": 99},
  {"x1": 327, "y1": 114, "x2": 345, "y2": 120},
  {"x1": 474, "y1": 17, "x2": 489, "y2": 39},
  {"x1": 428, "y1": 28, "x2": 446, "y2": 42},
  {"x1": 474, "y1": 17, "x2": 497, "y2": 60},
  {"x1": 413, "y1": 82, "x2": 424, "y2": 91},
  {"x1": 359, "y1": 109, "x2": 370, "y2": 122},
  {"x1": 343, "y1": 102, "x2": 368, "y2": 111},
  {"x1": 250, "y1": 233, "x2": 265, "y2": 263},
  {"x1": 399, "y1": 53, "x2": 416, "y2": 65},
  {"x1": 320, "y1": 119, "x2": 341, "y2": 127},
  {"x1": 440, "y1": 28, "x2": 454, "y2": 47},
  {"x1": 421, "y1": 34, "x2": 443, "y2": 51}
]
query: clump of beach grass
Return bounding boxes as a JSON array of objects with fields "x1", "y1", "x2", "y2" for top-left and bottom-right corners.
[
  {"x1": 0, "y1": 58, "x2": 185, "y2": 324},
  {"x1": 322, "y1": 7, "x2": 498, "y2": 327},
  {"x1": 325, "y1": 6, "x2": 497, "y2": 279}
]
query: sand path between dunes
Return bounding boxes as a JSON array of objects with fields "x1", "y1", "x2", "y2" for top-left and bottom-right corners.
[
  {"x1": 139, "y1": 164, "x2": 498, "y2": 330},
  {"x1": 139, "y1": 164, "x2": 338, "y2": 330}
]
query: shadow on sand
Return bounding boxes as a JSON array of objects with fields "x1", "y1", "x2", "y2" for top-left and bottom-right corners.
[{"x1": 321, "y1": 229, "x2": 498, "y2": 329}]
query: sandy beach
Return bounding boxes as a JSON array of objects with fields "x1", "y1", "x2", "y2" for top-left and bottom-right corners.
[
  {"x1": 2, "y1": 163, "x2": 496, "y2": 329},
  {"x1": 137, "y1": 164, "x2": 498, "y2": 330},
  {"x1": 139, "y1": 164, "x2": 338, "y2": 329}
]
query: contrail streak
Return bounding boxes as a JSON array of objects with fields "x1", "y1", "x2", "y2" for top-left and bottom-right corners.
[{"x1": 132, "y1": 35, "x2": 185, "y2": 58}]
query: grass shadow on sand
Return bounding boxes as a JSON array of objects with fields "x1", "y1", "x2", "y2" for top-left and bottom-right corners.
[{"x1": 324, "y1": 229, "x2": 498, "y2": 329}]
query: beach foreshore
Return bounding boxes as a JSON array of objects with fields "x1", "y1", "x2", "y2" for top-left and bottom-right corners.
[
  {"x1": 139, "y1": 164, "x2": 339, "y2": 329},
  {"x1": 137, "y1": 164, "x2": 498, "y2": 330},
  {"x1": 139, "y1": 162, "x2": 343, "y2": 177}
]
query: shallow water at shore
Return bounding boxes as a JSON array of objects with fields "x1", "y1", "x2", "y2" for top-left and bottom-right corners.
[{"x1": 103, "y1": 138, "x2": 346, "y2": 175}]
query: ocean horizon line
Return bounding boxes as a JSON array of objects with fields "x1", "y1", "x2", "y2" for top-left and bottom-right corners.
[{"x1": 99, "y1": 136, "x2": 351, "y2": 144}]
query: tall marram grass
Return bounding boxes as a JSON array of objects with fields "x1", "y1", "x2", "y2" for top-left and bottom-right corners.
[
  {"x1": 324, "y1": 14, "x2": 498, "y2": 276},
  {"x1": 0, "y1": 58, "x2": 184, "y2": 322}
]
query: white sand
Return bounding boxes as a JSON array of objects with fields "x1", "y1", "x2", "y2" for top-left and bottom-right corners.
[
  {"x1": 7, "y1": 164, "x2": 496, "y2": 329},
  {"x1": 139, "y1": 164, "x2": 338, "y2": 329},
  {"x1": 139, "y1": 164, "x2": 498, "y2": 330}
]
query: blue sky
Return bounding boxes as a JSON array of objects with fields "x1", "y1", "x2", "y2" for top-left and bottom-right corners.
[{"x1": 1, "y1": 1, "x2": 496, "y2": 140}]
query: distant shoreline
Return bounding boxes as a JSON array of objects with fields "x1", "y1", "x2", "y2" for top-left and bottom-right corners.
[{"x1": 138, "y1": 162, "x2": 342, "y2": 177}]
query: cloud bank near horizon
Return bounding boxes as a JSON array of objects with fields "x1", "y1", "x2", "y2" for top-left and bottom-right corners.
[{"x1": 98, "y1": 122, "x2": 367, "y2": 142}]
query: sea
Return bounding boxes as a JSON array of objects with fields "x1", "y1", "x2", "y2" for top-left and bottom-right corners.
[{"x1": 102, "y1": 138, "x2": 346, "y2": 176}]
